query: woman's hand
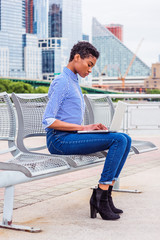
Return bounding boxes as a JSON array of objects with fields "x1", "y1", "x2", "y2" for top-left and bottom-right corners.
[
  {"x1": 82, "y1": 123, "x2": 108, "y2": 131},
  {"x1": 49, "y1": 119, "x2": 107, "y2": 131}
]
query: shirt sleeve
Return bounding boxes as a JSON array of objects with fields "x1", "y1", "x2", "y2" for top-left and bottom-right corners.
[{"x1": 42, "y1": 75, "x2": 69, "y2": 129}]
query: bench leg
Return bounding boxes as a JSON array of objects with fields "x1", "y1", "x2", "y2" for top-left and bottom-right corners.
[
  {"x1": 0, "y1": 186, "x2": 41, "y2": 233},
  {"x1": 113, "y1": 178, "x2": 142, "y2": 193},
  {"x1": 2, "y1": 186, "x2": 14, "y2": 225}
]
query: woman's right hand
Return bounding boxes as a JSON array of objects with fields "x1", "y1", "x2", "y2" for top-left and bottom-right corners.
[{"x1": 82, "y1": 123, "x2": 108, "y2": 131}]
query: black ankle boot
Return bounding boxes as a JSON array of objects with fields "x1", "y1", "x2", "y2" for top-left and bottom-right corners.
[
  {"x1": 90, "y1": 187, "x2": 120, "y2": 220},
  {"x1": 108, "y1": 186, "x2": 123, "y2": 214}
]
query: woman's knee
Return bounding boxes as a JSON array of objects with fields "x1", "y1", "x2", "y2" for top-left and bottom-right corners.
[
  {"x1": 120, "y1": 133, "x2": 132, "y2": 146},
  {"x1": 113, "y1": 133, "x2": 128, "y2": 146}
]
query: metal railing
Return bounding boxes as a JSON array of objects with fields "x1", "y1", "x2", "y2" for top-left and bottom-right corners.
[
  {"x1": 85, "y1": 94, "x2": 160, "y2": 134},
  {"x1": 9, "y1": 93, "x2": 160, "y2": 134},
  {"x1": 123, "y1": 103, "x2": 160, "y2": 134}
]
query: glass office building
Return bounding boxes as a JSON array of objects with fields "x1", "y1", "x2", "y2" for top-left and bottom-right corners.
[
  {"x1": 0, "y1": 0, "x2": 42, "y2": 79},
  {"x1": 0, "y1": 0, "x2": 26, "y2": 78},
  {"x1": 33, "y1": 0, "x2": 48, "y2": 39},
  {"x1": 0, "y1": 47, "x2": 9, "y2": 76},
  {"x1": 39, "y1": 38, "x2": 68, "y2": 81},
  {"x1": 26, "y1": 0, "x2": 34, "y2": 34},
  {"x1": 34, "y1": 0, "x2": 82, "y2": 79},
  {"x1": 24, "y1": 34, "x2": 42, "y2": 79},
  {"x1": 92, "y1": 18, "x2": 150, "y2": 78},
  {"x1": 48, "y1": 0, "x2": 62, "y2": 38},
  {"x1": 48, "y1": 0, "x2": 82, "y2": 58}
]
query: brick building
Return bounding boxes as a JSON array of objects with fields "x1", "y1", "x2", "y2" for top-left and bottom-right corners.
[{"x1": 144, "y1": 63, "x2": 160, "y2": 89}]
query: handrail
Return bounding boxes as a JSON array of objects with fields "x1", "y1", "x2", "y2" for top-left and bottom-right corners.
[{"x1": 8, "y1": 93, "x2": 160, "y2": 99}]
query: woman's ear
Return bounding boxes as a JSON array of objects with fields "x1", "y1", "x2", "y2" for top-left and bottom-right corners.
[{"x1": 74, "y1": 54, "x2": 81, "y2": 62}]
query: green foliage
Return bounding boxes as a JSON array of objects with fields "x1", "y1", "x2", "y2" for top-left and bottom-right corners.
[
  {"x1": 34, "y1": 86, "x2": 49, "y2": 93},
  {"x1": 0, "y1": 83, "x2": 6, "y2": 92},
  {"x1": 146, "y1": 89, "x2": 160, "y2": 94},
  {"x1": 0, "y1": 79, "x2": 49, "y2": 94},
  {"x1": 0, "y1": 79, "x2": 88, "y2": 94},
  {"x1": 0, "y1": 79, "x2": 34, "y2": 93},
  {"x1": 81, "y1": 88, "x2": 88, "y2": 94},
  {"x1": 9, "y1": 82, "x2": 34, "y2": 93},
  {"x1": 0, "y1": 79, "x2": 11, "y2": 92}
]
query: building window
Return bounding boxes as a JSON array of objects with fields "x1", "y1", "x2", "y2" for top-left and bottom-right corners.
[
  {"x1": 42, "y1": 43, "x2": 47, "y2": 47},
  {"x1": 57, "y1": 39, "x2": 61, "y2": 47},
  {"x1": 153, "y1": 67, "x2": 156, "y2": 78}
]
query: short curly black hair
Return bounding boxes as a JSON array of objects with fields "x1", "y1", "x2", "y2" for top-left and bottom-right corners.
[{"x1": 69, "y1": 41, "x2": 100, "y2": 62}]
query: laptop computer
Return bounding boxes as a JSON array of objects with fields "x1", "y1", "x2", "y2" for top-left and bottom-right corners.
[{"x1": 78, "y1": 101, "x2": 127, "y2": 133}]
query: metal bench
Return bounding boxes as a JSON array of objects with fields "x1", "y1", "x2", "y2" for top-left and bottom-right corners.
[
  {"x1": 84, "y1": 94, "x2": 158, "y2": 154},
  {"x1": 11, "y1": 93, "x2": 136, "y2": 192},
  {"x1": 0, "y1": 92, "x2": 106, "y2": 233},
  {"x1": 1, "y1": 92, "x2": 157, "y2": 233},
  {"x1": 0, "y1": 92, "x2": 74, "y2": 232},
  {"x1": 11, "y1": 92, "x2": 106, "y2": 167}
]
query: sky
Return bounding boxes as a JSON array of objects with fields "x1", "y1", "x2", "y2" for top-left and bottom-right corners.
[{"x1": 82, "y1": 0, "x2": 160, "y2": 67}]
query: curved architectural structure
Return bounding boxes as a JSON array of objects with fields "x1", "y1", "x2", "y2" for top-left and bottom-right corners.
[{"x1": 92, "y1": 18, "x2": 150, "y2": 78}]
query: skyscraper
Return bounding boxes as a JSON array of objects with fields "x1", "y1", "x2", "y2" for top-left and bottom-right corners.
[
  {"x1": 36, "y1": 0, "x2": 82, "y2": 80},
  {"x1": 48, "y1": 0, "x2": 82, "y2": 56},
  {"x1": 0, "y1": 0, "x2": 42, "y2": 79},
  {"x1": 26, "y1": 0, "x2": 34, "y2": 34},
  {"x1": 39, "y1": 37, "x2": 68, "y2": 80},
  {"x1": 33, "y1": 0, "x2": 48, "y2": 39},
  {"x1": 0, "y1": 0, "x2": 26, "y2": 78},
  {"x1": 0, "y1": 47, "x2": 9, "y2": 77},
  {"x1": 48, "y1": 1, "x2": 62, "y2": 38},
  {"x1": 92, "y1": 18, "x2": 150, "y2": 78},
  {"x1": 24, "y1": 34, "x2": 42, "y2": 79}
]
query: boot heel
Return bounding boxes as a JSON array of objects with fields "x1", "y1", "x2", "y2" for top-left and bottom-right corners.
[{"x1": 90, "y1": 204, "x2": 97, "y2": 218}]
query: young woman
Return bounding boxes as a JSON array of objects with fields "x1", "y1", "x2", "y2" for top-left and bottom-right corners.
[{"x1": 42, "y1": 41, "x2": 131, "y2": 221}]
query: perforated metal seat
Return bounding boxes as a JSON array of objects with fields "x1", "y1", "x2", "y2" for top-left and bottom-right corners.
[
  {"x1": 0, "y1": 92, "x2": 70, "y2": 178},
  {"x1": 11, "y1": 93, "x2": 105, "y2": 168},
  {"x1": 64, "y1": 152, "x2": 107, "y2": 167}
]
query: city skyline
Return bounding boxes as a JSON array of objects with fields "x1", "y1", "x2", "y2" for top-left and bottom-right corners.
[
  {"x1": 1, "y1": 0, "x2": 158, "y2": 84},
  {"x1": 82, "y1": 0, "x2": 160, "y2": 67},
  {"x1": 0, "y1": 0, "x2": 82, "y2": 80}
]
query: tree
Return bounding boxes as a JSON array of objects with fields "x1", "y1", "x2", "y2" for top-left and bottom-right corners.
[
  {"x1": 34, "y1": 86, "x2": 49, "y2": 93},
  {"x1": 0, "y1": 83, "x2": 6, "y2": 92},
  {"x1": 0, "y1": 79, "x2": 11, "y2": 92},
  {"x1": 146, "y1": 89, "x2": 160, "y2": 94},
  {"x1": 8, "y1": 82, "x2": 34, "y2": 93}
]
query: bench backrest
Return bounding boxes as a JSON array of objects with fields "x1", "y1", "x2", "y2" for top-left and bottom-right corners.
[
  {"x1": 11, "y1": 93, "x2": 93, "y2": 153},
  {"x1": 0, "y1": 92, "x2": 16, "y2": 140},
  {"x1": 12, "y1": 93, "x2": 48, "y2": 137},
  {"x1": 0, "y1": 92, "x2": 19, "y2": 156},
  {"x1": 84, "y1": 95, "x2": 115, "y2": 127},
  {"x1": 11, "y1": 93, "x2": 50, "y2": 152}
]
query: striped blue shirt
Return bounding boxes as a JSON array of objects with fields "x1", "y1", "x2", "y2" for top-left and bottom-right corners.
[{"x1": 42, "y1": 67, "x2": 85, "y2": 131}]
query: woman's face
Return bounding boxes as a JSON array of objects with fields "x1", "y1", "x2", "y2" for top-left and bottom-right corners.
[{"x1": 74, "y1": 54, "x2": 97, "y2": 78}]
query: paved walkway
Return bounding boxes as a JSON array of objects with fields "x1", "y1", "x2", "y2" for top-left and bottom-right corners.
[{"x1": 0, "y1": 135, "x2": 160, "y2": 239}]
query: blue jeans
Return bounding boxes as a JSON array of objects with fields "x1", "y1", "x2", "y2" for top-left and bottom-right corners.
[{"x1": 47, "y1": 129, "x2": 132, "y2": 185}]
